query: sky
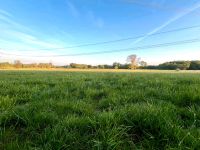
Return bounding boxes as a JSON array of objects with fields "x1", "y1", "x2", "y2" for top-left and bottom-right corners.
[{"x1": 0, "y1": 0, "x2": 200, "y2": 65}]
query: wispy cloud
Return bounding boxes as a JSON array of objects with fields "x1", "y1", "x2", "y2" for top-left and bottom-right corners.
[
  {"x1": 66, "y1": 1, "x2": 80, "y2": 17},
  {"x1": 95, "y1": 18, "x2": 104, "y2": 28},
  {"x1": 0, "y1": 9, "x2": 12, "y2": 17},
  {"x1": 0, "y1": 9, "x2": 68, "y2": 52},
  {"x1": 130, "y1": 1, "x2": 200, "y2": 45},
  {"x1": 87, "y1": 11, "x2": 104, "y2": 28},
  {"x1": 0, "y1": 10, "x2": 32, "y2": 33},
  {"x1": 0, "y1": 10, "x2": 75, "y2": 66}
]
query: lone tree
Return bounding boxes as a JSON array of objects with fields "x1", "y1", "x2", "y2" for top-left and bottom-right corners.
[
  {"x1": 127, "y1": 55, "x2": 147, "y2": 69},
  {"x1": 127, "y1": 54, "x2": 138, "y2": 69}
]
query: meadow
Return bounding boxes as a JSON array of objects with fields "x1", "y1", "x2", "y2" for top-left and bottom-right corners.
[{"x1": 0, "y1": 70, "x2": 200, "y2": 150}]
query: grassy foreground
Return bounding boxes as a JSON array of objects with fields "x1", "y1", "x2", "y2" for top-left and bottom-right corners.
[{"x1": 0, "y1": 71, "x2": 200, "y2": 150}]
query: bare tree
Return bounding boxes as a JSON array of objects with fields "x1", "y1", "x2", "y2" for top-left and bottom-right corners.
[{"x1": 127, "y1": 54, "x2": 138, "y2": 69}]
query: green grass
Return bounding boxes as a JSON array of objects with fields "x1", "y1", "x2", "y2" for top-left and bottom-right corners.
[{"x1": 0, "y1": 71, "x2": 200, "y2": 150}]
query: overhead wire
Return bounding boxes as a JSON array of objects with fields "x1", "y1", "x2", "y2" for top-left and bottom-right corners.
[
  {"x1": 0, "y1": 38, "x2": 199, "y2": 57},
  {"x1": 1, "y1": 24, "x2": 200, "y2": 51}
]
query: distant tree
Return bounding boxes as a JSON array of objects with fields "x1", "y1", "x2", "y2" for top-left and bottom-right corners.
[
  {"x1": 60, "y1": 65, "x2": 70, "y2": 68},
  {"x1": 113, "y1": 62, "x2": 121, "y2": 69},
  {"x1": 158, "y1": 62, "x2": 177, "y2": 70},
  {"x1": 0, "y1": 62, "x2": 12, "y2": 68},
  {"x1": 97, "y1": 65, "x2": 105, "y2": 69},
  {"x1": 14, "y1": 60, "x2": 22, "y2": 68},
  {"x1": 87, "y1": 65, "x2": 92, "y2": 69},
  {"x1": 70, "y1": 63, "x2": 88, "y2": 69},
  {"x1": 126, "y1": 55, "x2": 138, "y2": 69},
  {"x1": 38, "y1": 63, "x2": 53, "y2": 68},
  {"x1": 104, "y1": 64, "x2": 113, "y2": 69},
  {"x1": 176, "y1": 61, "x2": 190, "y2": 70},
  {"x1": 189, "y1": 61, "x2": 200, "y2": 70},
  {"x1": 119, "y1": 63, "x2": 130, "y2": 69},
  {"x1": 70, "y1": 63, "x2": 76, "y2": 68},
  {"x1": 158, "y1": 61, "x2": 191, "y2": 70},
  {"x1": 139, "y1": 61, "x2": 147, "y2": 67},
  {"x1": 32, "y1": 63, "x2": 38, "y2": 68},
  {"x1": 143, "y1": 65, "x2": 158, "y2": 69}
]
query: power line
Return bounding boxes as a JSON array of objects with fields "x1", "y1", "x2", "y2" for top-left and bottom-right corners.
[
  {"x1": 24, "y1": 25, "x2": 200, "y2": 49},
  {"x1": 1, "y1": 38, "x2": 199, "y2": 57},
  {"x1": 1, "y1": 24, "x2": 200, "y2": 51}
]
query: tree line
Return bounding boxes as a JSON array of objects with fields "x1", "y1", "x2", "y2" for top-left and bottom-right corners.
[
  {"x1": 143, "y1": 61, "x2": 200, "y2": 70},
  {"x1": 59, "y1": 55, "x2": 147, "y2": 69},
  {"x1": 0, "y1": 60, "x2": 53, "y2": 69},
  {"x1": 65, "y1": 63, "x2": 131, "y2": 69},
  {"x1": 0, "y1": 57, "x2": 200, "y2": 70},
  {"x1": 67, "y1": 61, "x2": 200, "y2": 70}
]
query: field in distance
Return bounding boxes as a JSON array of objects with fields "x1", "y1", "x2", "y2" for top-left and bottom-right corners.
[
  {"x1": 1, "y1": 68, "x2": 200, "y2": 73},
  {"x1": 1, "y1": 71, "x2": 200, "y2": 149}
]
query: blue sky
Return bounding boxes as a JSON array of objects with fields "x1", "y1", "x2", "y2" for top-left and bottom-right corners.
[{"x1": 0, "y1": 0, "x2": 200, "y2": 65}]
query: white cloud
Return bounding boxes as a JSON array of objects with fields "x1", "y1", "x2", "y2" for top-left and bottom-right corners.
[
  {"x1": 0, "y1": 9, "x2": 70, "y2": 52},
  {"x1": 66, "y1": 1, "x2": 80, "y2": 17},
  {"x1": 0, "y1": 9, "x2": 12, "y2": 17},
  {"x1": 95, "y1": 18, "x2": 104, "y2": 28},
  {"x1": 87, "y1": 11, "x2": 104, "y2": 28},
  {"x1": 130, "y1": 1, "x2": 200, "y2": 45}
]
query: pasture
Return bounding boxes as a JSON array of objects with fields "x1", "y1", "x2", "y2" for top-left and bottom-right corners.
[{"x1": 0, "y1": 70, "x2": 200, "y2": 149}]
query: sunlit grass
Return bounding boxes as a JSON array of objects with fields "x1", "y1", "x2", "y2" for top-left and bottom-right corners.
[
  {"x1": 0, "y1": 71, "x2": 200, "y2": 149},
  {"x1": 1, "y1": 68, "x2": 200, "y2": 73}
]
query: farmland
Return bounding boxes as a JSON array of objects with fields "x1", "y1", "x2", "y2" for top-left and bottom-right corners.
[{"x1": 1, "y1": 70, "x2": 200, "y2": 149}]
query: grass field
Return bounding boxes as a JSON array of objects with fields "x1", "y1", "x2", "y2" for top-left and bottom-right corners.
[{"x1": 1, "y1": 70, "x2": 200, "y2": 149}]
